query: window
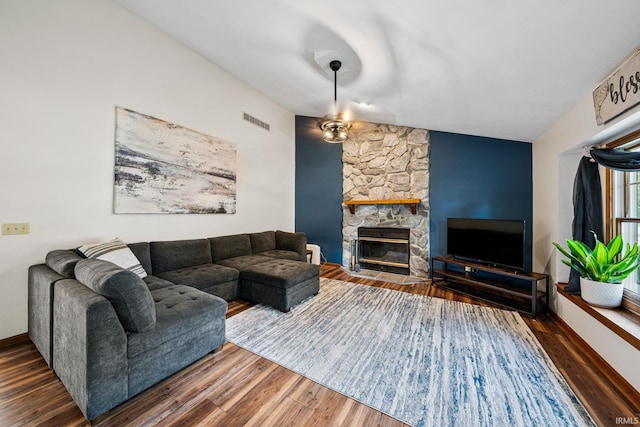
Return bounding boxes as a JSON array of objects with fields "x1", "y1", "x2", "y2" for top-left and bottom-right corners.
[{"x1": 606, "y1": 129, "x2": 640, "y2": 307}]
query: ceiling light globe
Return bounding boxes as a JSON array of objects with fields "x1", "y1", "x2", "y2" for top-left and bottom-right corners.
[
  {"x1": 337, "y1": 127, "x2": 348, "y2": 141},
  {"x1": 323, "y1": 127, "x2": 335, "y2": 142}
]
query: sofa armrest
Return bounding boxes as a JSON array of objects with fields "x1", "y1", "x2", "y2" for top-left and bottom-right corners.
[
  {"x1": 53, "y1": 279, "x2": 128, "y2": 420},
  {"x1": 28, "y1": 264, "x2": 65, "y2": 367},
  {"x1": 275, "y1": 231, "x2": 307, "y2": 261}
]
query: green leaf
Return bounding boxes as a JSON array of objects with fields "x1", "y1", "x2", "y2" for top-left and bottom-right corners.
[
  {"x1": 566, "y1": 239, "x2": 592, "y2": 260},
  {"x1": 611, "y1": 263, "x2": 640, "y2": 282},
  {"x1": 592, "y1": 241, "x2": 609, "y2": 266},
  {"x1": 584, "y1": 254, "x2": 601, "y2": 278},
  {"x1": 607, "y1": 235, "x2": 623, "y2": 261},
  {"x1": 561, "y1": 259, "x2": 589, "y2": 277},
  {"x1": 553, "y1": 242, "x2": 573, "y2": 259},
  {"x1": 553, "y1": 243, "x2": 586, "y2": 268},
  {"x1": 615, "y1": 256, "x2": 638, "y2": 273}
]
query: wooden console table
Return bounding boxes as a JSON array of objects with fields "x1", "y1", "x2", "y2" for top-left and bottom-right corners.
[{"x1": 344, "y1": 198, "x2": 421, "y2": 214}]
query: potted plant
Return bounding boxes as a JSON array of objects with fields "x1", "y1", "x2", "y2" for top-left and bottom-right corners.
[{"x1": 553, "y1": 233, "x2": 640, "y2": 308}]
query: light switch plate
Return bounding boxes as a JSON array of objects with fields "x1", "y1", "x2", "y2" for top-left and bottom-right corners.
[{"x1": 2, "y1": 223, "x2": 30, "y2": 235}]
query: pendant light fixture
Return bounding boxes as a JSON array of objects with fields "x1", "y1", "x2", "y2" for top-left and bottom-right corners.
[{"x1": 320, "y1": 60, "x2": 351, "y2": 143}]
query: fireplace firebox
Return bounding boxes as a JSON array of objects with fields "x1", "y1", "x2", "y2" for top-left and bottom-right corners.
[{"x1": 357, "y1": 227, "x2": 410, "y2": 275}]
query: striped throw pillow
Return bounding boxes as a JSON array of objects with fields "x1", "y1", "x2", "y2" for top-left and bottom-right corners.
[{"x1": 78, "y1": 238, "x2": 147, "y2": 278}]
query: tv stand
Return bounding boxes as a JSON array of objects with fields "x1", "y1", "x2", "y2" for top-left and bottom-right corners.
[{"x1": 430, "y1": 255, "x2": 549, "y2": 319}]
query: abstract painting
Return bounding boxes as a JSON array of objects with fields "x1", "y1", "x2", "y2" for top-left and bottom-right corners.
[{"x1": 113, "y1": 107, "x2": 236, "y2": 214}]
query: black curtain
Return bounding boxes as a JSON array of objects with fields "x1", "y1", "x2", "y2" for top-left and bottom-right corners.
[
  {"x1": 566, "y1": 156, "x2": 603, "y2": 293},
  {"x1": 590, "y1": 148, "x2": 640, "y2": 171}
]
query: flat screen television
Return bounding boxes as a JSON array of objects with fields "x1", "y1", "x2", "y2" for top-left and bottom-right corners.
[{"x1": 447, "y1": 218, "x2": 526, "y2": 272}]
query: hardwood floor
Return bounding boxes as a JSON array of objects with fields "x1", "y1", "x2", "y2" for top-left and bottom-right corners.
[{"x1": 1, "y1": 263, "x2": 639, "y2": 426}]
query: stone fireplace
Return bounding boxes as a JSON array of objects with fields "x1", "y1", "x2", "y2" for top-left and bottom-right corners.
[{"x1": 342, "y1": 122, "x2": 430, "y2": 278}]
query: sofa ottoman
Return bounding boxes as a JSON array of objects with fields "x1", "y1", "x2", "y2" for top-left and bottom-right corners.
[{"x1": 240, "y1": 259, "x2": 320, "y2": 312}]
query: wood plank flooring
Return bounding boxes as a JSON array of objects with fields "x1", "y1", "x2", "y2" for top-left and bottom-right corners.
[{"x1": 0, "y1": 263, "x2": 638, "y2": 426}]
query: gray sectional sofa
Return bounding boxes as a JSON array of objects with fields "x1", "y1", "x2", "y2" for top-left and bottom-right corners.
[{"x1": 28, "y1": 230, "x2": 319, "y2": 420}]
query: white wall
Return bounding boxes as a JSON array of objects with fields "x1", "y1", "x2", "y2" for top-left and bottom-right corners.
[
  {"x1": 0, "y1": 0, "x2": 295, "y2": 340},
  {"x1": 533, "y1": 88, "x2": 640, "y2": 391}
]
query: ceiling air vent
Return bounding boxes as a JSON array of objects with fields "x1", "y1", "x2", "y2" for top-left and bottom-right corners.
[{"x1": 243, "y1": 112, "x2": 270, "y2": 131}]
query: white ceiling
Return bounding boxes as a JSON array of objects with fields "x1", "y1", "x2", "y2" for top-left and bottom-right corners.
[{"x1": 115, "y1": 0, "x2": 640, "y2": 142}]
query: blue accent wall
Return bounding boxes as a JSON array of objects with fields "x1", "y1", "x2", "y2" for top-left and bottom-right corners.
[
  {"x1": 429, "y1": 131, "x2": 533, "y2": 271},
  {"x1": 295, "y1": 118, "x2": 533, "y2": 270},
  {"x1": 295, "y1": 116, "x2": 343, "y2": 263}
]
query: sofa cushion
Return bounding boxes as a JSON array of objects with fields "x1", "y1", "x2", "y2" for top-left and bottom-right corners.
[
  {"x1": 250, "y1": 231, "x2": 276, "y2": 254},
  {"x1": 143, "y1": 275, "x2": 175, "y2": 291},
  {"x1": 78, "y1": 238, "x2": 147, "y2": 278},
  {"x1": 150, "y1": 239, "x2": 212, "y2": 274},
  {"x1": 258, "y1": 249, "x2": 303, "y2": 261},
  {"x1": 214, "y1": 255, "x2": 274, "y2": 271},
  {"x1": 209, "y1": 234, "x2": 251, "y2": 261},
  {"x1": 156, "y1": 263, "x2": 239, "y2": 292},
  {"x1": 276, "y1": 230, "x2": 307, "y2": 260},
  {"x1": 74, "y1": 258, "x2": 156, "y2": 333},
  {"x1": 45, "y1": 249, "x2": 84, "y2": 278},
  {"x1": 127, "y1": 242, "x2": 152, "y2": 276},
  {"x1": 127, "y1": 284, "x2": 227, "y2": 359}
]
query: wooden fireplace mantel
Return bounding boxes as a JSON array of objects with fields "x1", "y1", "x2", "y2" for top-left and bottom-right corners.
[{"x1": 343, "y1": 198, "x2": 421, "y2": 215}]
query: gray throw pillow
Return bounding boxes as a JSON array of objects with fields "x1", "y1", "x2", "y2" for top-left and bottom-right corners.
[{"x1": 75, "y1": 258, "x2": 156, "y2": 333}]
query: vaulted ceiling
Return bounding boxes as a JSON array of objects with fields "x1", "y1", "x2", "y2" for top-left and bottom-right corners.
[{"x1": 116, "y1": 0, "x2": 640, "y2": 142}]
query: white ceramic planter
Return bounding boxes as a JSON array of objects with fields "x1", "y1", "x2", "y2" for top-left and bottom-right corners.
[{"x1": 579, "y1": 277, "x2": 624, "y2": 308}]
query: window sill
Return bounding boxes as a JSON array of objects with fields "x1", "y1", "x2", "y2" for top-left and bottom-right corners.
[{"x1": 557, "y1": 283, "x2": 640, "y2": 351}]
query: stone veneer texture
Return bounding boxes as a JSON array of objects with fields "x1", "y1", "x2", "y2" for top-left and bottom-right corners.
[{"x1": 342, "y1": 121, "x2": 430, "y2": 277}]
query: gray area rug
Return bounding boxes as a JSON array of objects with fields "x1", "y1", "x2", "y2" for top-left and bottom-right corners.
[{"x1": 226, "y1": 279, "x2": 594, "y2": 426}]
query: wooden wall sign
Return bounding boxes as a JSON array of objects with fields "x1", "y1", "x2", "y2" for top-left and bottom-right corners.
[{"x1": 593, "y1": 48, "x2": 640, "y2": 125}]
